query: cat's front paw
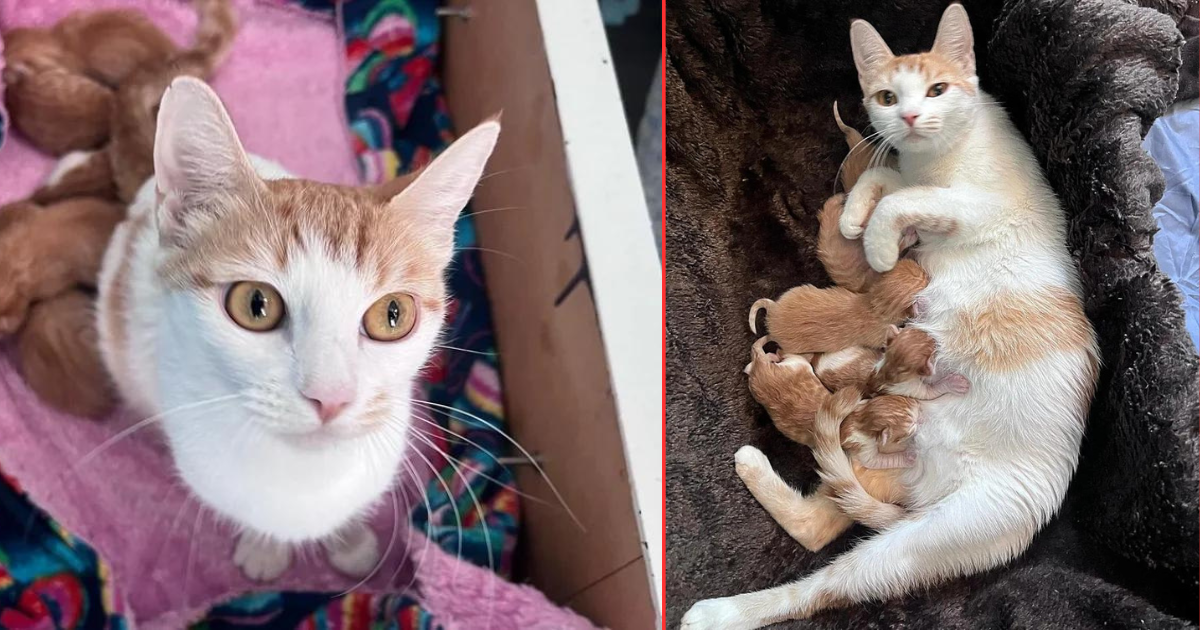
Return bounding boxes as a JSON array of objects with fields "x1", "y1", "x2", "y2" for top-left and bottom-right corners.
[
  {"x1": 863, "y1": 229, "x2": 901, "y2": 273},
  {"x1": 234, "y1": 533, "x2": 291, "y2": 582},
  {"x1": 840, "y1": 186, "x2": 878, "y2": 239},
  {"x1": 681, "y1": 597, "x2": 753, "y2": 630},
  {"x1": 324, "y1": 523, "x2": 382, "y2": 579}
]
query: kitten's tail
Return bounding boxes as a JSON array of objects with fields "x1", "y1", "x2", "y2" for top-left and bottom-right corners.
[
  {"x1": 748, "y1": 299, "x2": 774, "y2": 334},
  {"x1": 832, "y1": 101, "x2": 873, "y2": 190},
  {"x1": 811, "y1": 386, "x2": 905, "y2": 529}
]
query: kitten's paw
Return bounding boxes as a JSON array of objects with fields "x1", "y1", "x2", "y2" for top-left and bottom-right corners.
[
  {"x1": 0, "y1": 284, "x2": 31, "y2": 336},
  {"x1": 324, "y1": 524, "x2": 381, "y2": 579},
  {"x1": 681, "y1": 598, "x2": 751, "y2": 630},
  {"x1": 935, "y1": 373, "x2": 971, "y2": 396},
  {"x1": 734, "y1": 445, "x2": 773, "y2": 485},
  {"x1": 43, "y1": 151, "x2": 96, "y2": 187},
  {"x1": 234, "y1": 534, "x2": 291, "y2": 582},
  {"x1": 911, "y1": 295, "x2": 929, "y2": 319}
]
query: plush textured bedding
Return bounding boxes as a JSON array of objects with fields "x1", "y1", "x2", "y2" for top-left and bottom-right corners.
[{"x1": 665, "y1": 0, "x2": 1199, "y2": 627}]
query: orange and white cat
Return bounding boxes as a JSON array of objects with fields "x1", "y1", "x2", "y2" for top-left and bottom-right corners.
[
  {"x1": 684, "y1": 5, "x2": 1098, "y2": 627},
  {"x1": 96, "y1": 78, "x2": 500, "y2": 580}
]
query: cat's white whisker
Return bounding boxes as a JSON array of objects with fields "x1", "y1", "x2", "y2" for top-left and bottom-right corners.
[
  {"x1": 467, "y1": 205, "x2": 527, "y2": 218},
  {"x1": 182, "y1": 502, "x2": 205, "y2": 610},
  {"x1": 412, "y1": 399, "x2": 585, "y2": 532},
  {"x1": 476, "y1": 164, "x2": 535, "y2": 184},
  {"x1": 457, "y1": 245, "x2": 522, "y2": 263},
  {"x1": 74, "y1": 394, "x2": 242, "y2": 469},
  {"x1": 388, "y1": 487, "x2": 442, "y2": 597},
  {"x1": 435, "y1": 344, "x2": 497, "y2": 357},
  {"x1": 832, "y1": 127, "x2": 888, "y2": 193},
  {"x1": 409, "y1": 413, "x2": 553, "y2": 507},
  {"x1": 333, "y1": 486, "x2": 400, "y2": 596},
  {"x1": 405, "y1": 428, "x2": 467, "y2": 579}
]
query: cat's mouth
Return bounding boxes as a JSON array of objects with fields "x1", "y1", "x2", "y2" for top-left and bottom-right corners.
[{"x1": 261, "y1": 417, "x2": 386, "y2": 447}]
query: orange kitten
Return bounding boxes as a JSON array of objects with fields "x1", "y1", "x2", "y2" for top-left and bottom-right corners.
[
  {"x1": 743, "y1": 336, "x2": 927, "y2": 466},
  {"x1": 17, "y1": 290, "x2": 115, "y2": 417},
  {"x1": 3, "y1": 0, "x2": 235, "y2": 157},
  {"x1": 0, "y1": 198, "x2": 124, "y2": 335},
  {"x1": 748, "y1": 258, "x2": 928, "y2": 353}
]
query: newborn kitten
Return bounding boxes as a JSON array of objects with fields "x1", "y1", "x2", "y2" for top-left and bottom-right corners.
[
  {"x1": 739, "y1": 336, "x2": 928, "y2": 552},
  {"x1": 18, "y1": 290, "x2": 115, "y2": 418},
  {"x1": 96, "y1": 78, "x2": 500, "y2": 580},
  {"x1": 867, "y1": 325, "x2": 970, "y2": 398},
  {"x1": 0, "y1": 2, "x2": 237, "y2": 418},
  {"x1": 818, "y1": 104, "x2": 910, "y2": 292},
  {"x1": 3, "y1": 0, "x2": 234, "y2": 157},
  {"x1": 747, "y1": 258, "x2": 928, "y2": 353},
  {"x1": 0, "y1": 198, "x2": 124, "y2": 336},
  {"x1": 811, "y1": 345, "x2": 881, "y2": 391}
]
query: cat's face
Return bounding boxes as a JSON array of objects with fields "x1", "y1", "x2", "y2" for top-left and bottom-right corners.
[
  {"x1": 150, "y1": 78, "x2": 499, "y2": 442},
  {"x1": 850, "y1": 4, "x2": 978, "y2": 155}
]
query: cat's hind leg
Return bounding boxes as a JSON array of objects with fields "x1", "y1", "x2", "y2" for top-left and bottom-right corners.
[{"x1": 734, "y1": 446, "x2": 851, "y2": 552}]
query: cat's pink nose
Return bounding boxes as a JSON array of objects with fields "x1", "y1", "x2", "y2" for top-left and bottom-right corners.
[
  {"x1": 302, "y1": 387, "x2": 354, "y2": 423},
  {"x1": 308, "y1": 399, "x2": 349, "y2": 423},
  {"x1": 901, "y1": 113, "x2": 919, "y2": 127}
]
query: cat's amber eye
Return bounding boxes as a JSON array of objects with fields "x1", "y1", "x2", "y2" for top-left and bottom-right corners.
[
  {"x1": 927, "y1": 83, "x2": 948, "y2": 97},
  {"x1": 225, "y1": 281, "x2": 285, "y2": 332},
  {"x1": 362, "y1": 293, "x2": 418, "y2": 342},
  {"x1": 875, "y1": 90, "x2": 897, "y2": 106}
]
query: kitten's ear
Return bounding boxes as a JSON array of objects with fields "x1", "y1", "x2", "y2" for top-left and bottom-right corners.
[
  {"x1": 932, "y1": 3, "x2": 975, "y2": 76},
  {"x1": 849, "y1": 19, "x2": 894, "y2": 87},
  {"x1": 386, "y1": 118, "x2": 501, "y2": 259},
  {"x1": 153, "y1": 77, "x2": 263, "y2": 246}
]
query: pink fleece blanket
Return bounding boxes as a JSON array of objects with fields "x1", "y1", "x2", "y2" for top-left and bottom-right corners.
[{"x1": 0, "y1": 2, "x2": 595, "y2": 628}]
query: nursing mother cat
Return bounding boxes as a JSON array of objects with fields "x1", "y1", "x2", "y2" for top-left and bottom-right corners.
[
  {"x1": 97, "y1": 77, "x2": 500, "y2": 580},
  {"x1": 682, "y1": 5, "x2": 1099, "y2": 628}
]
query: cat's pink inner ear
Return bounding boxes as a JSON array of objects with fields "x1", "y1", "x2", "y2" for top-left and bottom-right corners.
[
  {"x1": 385, "y1": 119, "x2": 501, "y2": 247},
  {"x1": 153, "y1": 77, "x2": 260, "y2": 242},
  {"x1": 932, "y1": 3, "x2": 975, "y2": 76},
  {"x1": 849, "y1": 19, "x2": 894, "y2": 86}
]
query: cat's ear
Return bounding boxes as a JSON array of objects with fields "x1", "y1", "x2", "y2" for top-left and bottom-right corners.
[
  {"x1": 385, "y1": 117, "x2": 500, "y2": 259},
  {"x1": 153, "y1": 77, "x2": 264, "y2": 246},
  {"x1": 932, "y1": 3, "x2": 975, "y2": 76},
  {"x1": 849, "y1": 19, "x2": 894, "y2": 85}
]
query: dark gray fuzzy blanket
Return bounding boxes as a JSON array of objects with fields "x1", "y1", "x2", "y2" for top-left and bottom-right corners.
[{"x1": 665, "y1": 0, "x2": 1199, "y2": 627}]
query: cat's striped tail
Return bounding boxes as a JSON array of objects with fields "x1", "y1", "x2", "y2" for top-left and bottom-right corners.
[{"x1": 810, "y1": 386, "x2": 905, "y2": 529}]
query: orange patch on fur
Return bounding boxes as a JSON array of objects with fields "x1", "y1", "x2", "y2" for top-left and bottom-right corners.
[
  {"x1": 946, "y1": 288, "x2": 1095, "y2": 372},
  {"x1": 885, "y1": 53, "x2": 976, "y2": 95},
  {"x1": 159, "y1": 179, "x2": 450, "y2": 308}
]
